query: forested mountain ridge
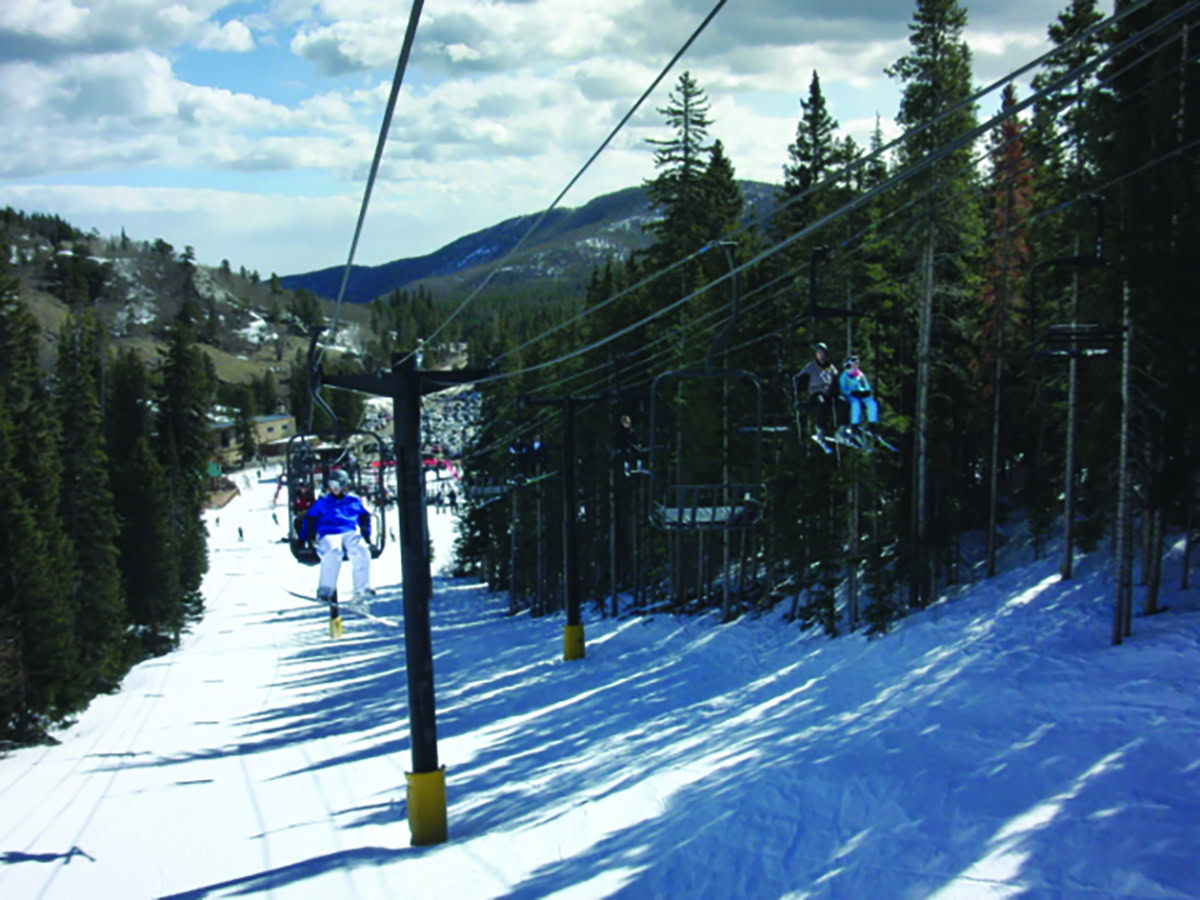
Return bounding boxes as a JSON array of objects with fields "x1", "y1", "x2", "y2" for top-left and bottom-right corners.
[
  {"x1": 281, "y1": 182, "x2": 778, "y2": 304},
  {"x1": 0, "y1": 206, "x2": 371, "y2": 382}
]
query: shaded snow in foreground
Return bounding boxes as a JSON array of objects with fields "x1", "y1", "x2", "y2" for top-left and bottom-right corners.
[{"x1": 1, "y1": 468, "x2": 1199, "y2": 899}]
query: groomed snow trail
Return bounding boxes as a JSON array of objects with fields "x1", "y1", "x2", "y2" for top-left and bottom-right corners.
[{"x1": 1, "y1": 469, "x2": 1198, "y2": 898}]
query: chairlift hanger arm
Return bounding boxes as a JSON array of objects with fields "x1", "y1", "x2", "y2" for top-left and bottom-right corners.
[
  {"x1": 805, "y1": 246, "x2": 832, "y2": 320},
  {"x1": 705, "y1": 240, "x2": 741, "y2": 369},
  {"x1": 321, "y1": 367, "x2": 490, "y2": 398},
  {"x1": 306, "y1": 328, "x2": 340, "y2": 435}
]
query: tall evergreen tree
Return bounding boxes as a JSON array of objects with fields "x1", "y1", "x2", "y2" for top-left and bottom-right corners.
[
  {"x1": 121, "y1": 436, "x2": 182, "y2": 644},
  {"x1": 233, "y1": 386, "x2": 259, "y2": 463},
  {"x1": 1102, "y1": 0, "x2": 1200, "y2": 611},
  {"x1": 886, "y1": 0, "x2": 983, "y2": 606},
  {"x1": 107, "y1": 350, "x2": 175, "y2": 647},
  {"x1": 55, "y1": 310, "x2": 128, "y2": 690},
  {"x1": 0, "y1": 255, "x2": 81, "y2": 728},
  {"x1": 776, "y1": 71, "x2": 846, "y2": 241},
  {"x1": 644, "y1": 71, "x2": 714, "y2": 265},
  {"x1": 1024, "y1": 0, "x2": 1107, "y2": 574},
  {"x1": 702, "y1": 139, "x2": 744, "y2": 239},
  {"x1": 251, "y1": 371, "x2": 280, "y2": 416},
  {"x1": 974, "y1": 85, "x2": 1035, "y2": 577},
  {"x1": 0, "y1": 398, "x2": 25, "y2": 736},
  {"x1": 157, "y1": 317, "x2": 213, "y2": 627},
  {"x1": 772, "y1": 70, "x2": 854, "y2": 320}
]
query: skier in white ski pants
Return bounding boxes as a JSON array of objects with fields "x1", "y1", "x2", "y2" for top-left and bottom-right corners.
[{"x1": 302, "y1": 469, "x2": 373, "y2": 602}]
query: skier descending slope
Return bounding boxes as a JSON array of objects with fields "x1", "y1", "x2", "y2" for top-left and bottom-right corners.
[{"x1": 301, "y1": 469, "x2": 374, "y2": 635}]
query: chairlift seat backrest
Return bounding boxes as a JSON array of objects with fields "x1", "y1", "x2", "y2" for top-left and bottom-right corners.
[{"x1": 648, "y1": 367, "x2": 766, "y2": 532}]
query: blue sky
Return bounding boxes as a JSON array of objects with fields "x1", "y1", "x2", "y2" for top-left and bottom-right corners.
[{"x1": 0, "y1": 0, "x2": 1059, "y2": 277}]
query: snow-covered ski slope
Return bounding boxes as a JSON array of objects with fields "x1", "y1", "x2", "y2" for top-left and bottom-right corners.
[{"x1": 2, "y1": 469, "x2": 1199, "y2": 899}]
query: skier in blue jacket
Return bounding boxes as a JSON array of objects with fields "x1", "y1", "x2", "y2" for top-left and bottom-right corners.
[
  {"x1": 838, "y1": 354, "x2": 879, "y2": 441},
  {"x1": 301, "y1": 469, "x2": 373, "y2": 603}
]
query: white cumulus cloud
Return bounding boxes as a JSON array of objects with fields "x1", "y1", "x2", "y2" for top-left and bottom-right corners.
[{"x1": 199, "y1": 18, "x2": 254, "y2": 52}]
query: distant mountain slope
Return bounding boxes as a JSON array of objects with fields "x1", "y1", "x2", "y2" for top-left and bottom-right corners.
[{"x1": 281, "y1": 181, "x2": 777, "y2": 304}]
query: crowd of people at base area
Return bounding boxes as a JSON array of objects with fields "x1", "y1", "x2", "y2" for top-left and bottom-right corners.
[
  {"x1": 796, "y1": 341, "x2": 882, "y2": 447},
  {"x1": 419, "y1": 390, "x2": 481, "y2": 461}
]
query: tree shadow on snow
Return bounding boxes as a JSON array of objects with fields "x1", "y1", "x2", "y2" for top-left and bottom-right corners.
[{"x1": 152, "y1": 554, "x2": 1200, "y2": 898}]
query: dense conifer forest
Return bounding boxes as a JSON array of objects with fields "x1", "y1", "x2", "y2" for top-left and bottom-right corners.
[{"x1": 454, "y1": 0, "x2": 1200, "y2": 641}]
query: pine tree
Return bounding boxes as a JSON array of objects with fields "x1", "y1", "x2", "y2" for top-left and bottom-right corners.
[
  {"x1": 776, "y1": 71, "x2": 845, "y2": 237},
  {"x1": 1102, "y1": 0, "x2": 1200, "y2": 612},
  {"x1": 234, "y1": 386, "x2": 259, "y2": 463},
  {"x1": 771, "y1": 71, "x2": 852, "y2": 308},
  {"x1": 107, "y1": 349, "x2": 155, "y2": 464},
  {"x1": 644, "y1": 71, "x2": 714, "y2": 265},
  {"x1": 121, "y1": 437, "x2": 182, "y2": 645},
  {"x1": 55, "y1": 310, "x2": 128, "y2": 690},
  {"x1": 701, "y1": 140, "x2": 744, "y2": 240},
  {"x1": 0, "y1": 256, "x2": 81, "y2": 728},
  {"x1": 106, "y1": 351, "x2": 173, "y2": 648},
  {"x1": 1024, "y1": 0, "x2": 1107, "y2": 575},
  {"x1": 156, "y1": 317, "x2": 213, "y2": 628},
  {"x1": 0, "y1": 397, "x2": 25, "y2": 737},
  {"x1": 699, "y1": 139, "x2": 745, "y2": 284},
  {"x1": 974, "y1": 85, "x2": 1035, "y2": 577},
  {"x1": 250, "y1": 371, "x2": 280, "y2": 417},
  {"x1": 886, "y1": 0, "x2": 983, "y2": 604}
]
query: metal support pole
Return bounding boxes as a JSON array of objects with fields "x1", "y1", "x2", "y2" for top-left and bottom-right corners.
[
  {"x1": 526, "y1": 393, "x2": 604, "y2": 658},
  {"x1": 393, "y1": 355, "x2": 445, "y2": 843},
  {"x1": 322, "y1": 356, "x2": 486, "y2": 846},
  {"x1": 562, "y1": 396, "x2": 584, "y2": 659}
]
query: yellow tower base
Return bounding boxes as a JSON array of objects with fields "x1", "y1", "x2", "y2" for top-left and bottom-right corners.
[
  {"x1": 563, "y1": 623, "x2": 585, "y2": 661},
  {"x1": 406, "y1": 768, "x2": 448, "y2": 845}
]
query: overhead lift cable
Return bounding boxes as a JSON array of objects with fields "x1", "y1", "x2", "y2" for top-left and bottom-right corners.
[
  {"x1": 484, "y1": 0, "x2": 1167, "y2": 375},
  {"x1": 403, "y1": 0, "x2": 730, "y2": 365},
  {"x1": 308, "y1": 0, "x2": 425, "y2": 427},
  {"x1": 476, "y1": 0, "x2": 1195, "y2": 389},
  {"x1": 460, "y1": 0, "x2": 1193, "y2": 467},
  {"x1": 468, "y1": 109, "x2": 1200, "y2": 467},
  {"x1": 468, "y1": 95, "x2": 1200, "y2": 464}
]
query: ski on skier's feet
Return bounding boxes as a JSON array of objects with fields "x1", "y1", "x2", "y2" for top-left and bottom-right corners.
[
  {"x1": 830, "y1": 428, "x2": 871, "y2": 451},
  {"x1": 859, "y1": 428, "x2": 899, "y2": 452},
  {"x1": 811, "y1": 433, "x2": 834, "y2": 454},
  {"x1": 286, "y1": 589, "x2": 399, "y2": 628}
]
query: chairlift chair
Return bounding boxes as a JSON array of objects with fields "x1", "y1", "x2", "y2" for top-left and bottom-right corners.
[
  {"x1": 1031, "y1": 195, "x2": 1122, "y2": 360},
  {"x1": 648, "y1": 368, "x2": 766, "y2": 530},
  {"x1": 647, "y1": 241, "x2": 767, "y2": 530},
  {"x1": 285, "y1": 429, "x2": 390, "y2": 564}
]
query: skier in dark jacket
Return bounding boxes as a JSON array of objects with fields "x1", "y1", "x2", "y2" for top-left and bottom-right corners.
[
  {"x1": 615, "y1": 414, "x2": 648, "y2": 475},
  {"x1": 301, "y1": 469, "x2": 373, "y2": 602},
  {"x1": 796, "y1": 341, "x2": 839, "y2": 440}
]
